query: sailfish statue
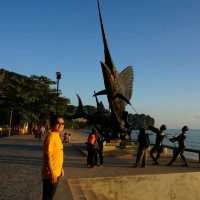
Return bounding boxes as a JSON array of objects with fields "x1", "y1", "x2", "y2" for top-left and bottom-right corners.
[
  {"x1": 72, "y1": 0, "x2": 154, "y2": 134},
  {"x1": 94, "y1": 0, "x2": 134, "y2": 132}
]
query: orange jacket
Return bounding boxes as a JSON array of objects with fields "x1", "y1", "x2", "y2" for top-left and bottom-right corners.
[{"x1": 88, "y1": 133, "x2": 96, "y2": 145}]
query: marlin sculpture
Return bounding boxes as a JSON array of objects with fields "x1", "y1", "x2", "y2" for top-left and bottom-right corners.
[
  {"x1": 94, "y1": 0, "x2": 134, "y2": 132},
  {"x1": 72, "y1": 1, "x2": 154, "y2": 135}
]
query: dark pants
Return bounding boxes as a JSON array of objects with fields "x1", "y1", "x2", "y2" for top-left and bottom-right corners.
[
  {"x1": 42, "y1": 179, "x2": 58, "y2": 200},
  {"x1": 136, "y1": 146, "x2": 148, "y2": 167},
  {"x1": 87, "y1": 144, "x2": 95, "y2": 167},
  {"x1": 95, "y1": 148, "x2": 103, "y2": 165},
  {"x1": 150, "y1": 145, "x2": 162, "y2": 164},
  {"x1": 168, "y1": 147, "x2": 187, "y2": 166}
]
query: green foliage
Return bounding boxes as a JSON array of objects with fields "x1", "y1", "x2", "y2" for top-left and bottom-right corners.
[
  {"x1": 0, "y1": 69, "x2": 99, "y2": 130},
  {"x1": 0, "y1": 69, "x2": 70, "y2": 126}
]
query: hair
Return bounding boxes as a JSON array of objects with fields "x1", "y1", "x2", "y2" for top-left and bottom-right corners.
[
  {"x1": 160, "y1": 124, "x2": 167, "y2": 131},
  {"x1": 91, "y1": 127, "x2": 97, "y2": 134},
  {"x1": 182, "y1": 125, "x2": 189, "y2": 132},
  {"x1": 49, "y1": 112, "x2": 63, "y2": 128}
]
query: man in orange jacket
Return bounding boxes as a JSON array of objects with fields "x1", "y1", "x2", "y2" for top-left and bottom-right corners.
[{"x1": 42, "y1": 114, "x2": 65, "y2": 200}]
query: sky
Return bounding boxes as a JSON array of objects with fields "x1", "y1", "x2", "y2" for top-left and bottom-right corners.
[{"x1": 0, "y1": 0, "x2": 200, "y2": 129}]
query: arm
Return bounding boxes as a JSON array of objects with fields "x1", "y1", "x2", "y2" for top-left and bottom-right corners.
[
  {"x1": 46, "y1": 135, "x2": 58, "y2": 184},
  {"x1": 61, "y1": 168, "x2": 64, "y2": 177},
  {"x1": 148, "y1": 126, "x2": 159, "y2": 134},
  {"x1": 169, "y1": 134, "x2": 179, "y2": 143}
]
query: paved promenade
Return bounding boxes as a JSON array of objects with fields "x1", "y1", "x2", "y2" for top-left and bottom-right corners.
[{"x1": 0, "y1": 130, "x2": 199, "y2": 200}]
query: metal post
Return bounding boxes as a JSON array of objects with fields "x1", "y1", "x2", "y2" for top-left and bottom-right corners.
[
  {"x1": 199, "y1": 152, "x2": 200, "y2": 163},
  {"x1": 56, "y1": 71, "x2": 61, "y2": 114},
  {"x1": 9, "y1": 110, "x2": 13, "y2": 136}
]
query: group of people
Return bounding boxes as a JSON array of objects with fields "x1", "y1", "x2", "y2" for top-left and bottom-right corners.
[
  {"x1": 135, "y1": 124, "x2": 189, "y2": 168},
  {"x1": 85, "y1": 124, "x2": 190, "y2": 169},
  {"x1": 32, "y1": 125, "x2": 46, "y2": 139},
  {"x1": 86, "y1": 128, "x2": 104, "y2": 168},
  {"x1": 41, "y1": 114, "x2": 190, "y2": 199}
]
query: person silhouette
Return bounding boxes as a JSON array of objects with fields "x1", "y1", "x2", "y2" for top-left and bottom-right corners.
[
  {"x1": 134, "y1": 128, "x2": 150, "y2": 168},
  {"x1": 167, "y1": 125, "x2": 189, "y2": 166},
  {"x1": 149, "y1": 124, "x2": 167, "y2": 165},
  {"x1": 94, "y1": 132, "x2": 104, "y2": 166}
]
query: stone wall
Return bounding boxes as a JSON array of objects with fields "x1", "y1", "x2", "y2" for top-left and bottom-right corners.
[{"x1": 68, "y1": 172, "x2": 200, "y2": 200}]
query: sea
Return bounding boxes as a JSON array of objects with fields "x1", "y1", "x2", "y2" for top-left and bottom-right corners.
[{"x1": 131, "y1": 129, "x2": 200, "y2": 160}]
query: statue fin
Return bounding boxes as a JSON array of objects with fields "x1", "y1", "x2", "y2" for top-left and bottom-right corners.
[
  {"x1": 94, "y1": 90, "x2": 100, "y2": 105},
  {"x1": 113, "y1": 93, "x2": 131, "y2": 105},
  {"x1": 73, "y1": 94, "x2": 85, "y2": 118},
  {"x1": 119, "y1": 66, "x2": 133, "y2": 101},
  {"x1": 76, "y1": 94, "x2": 83, "y2": 111},
  {"x1": 99, "y1": 101, "x2": 106, "y2": 112},
  {"x1": 94, "y1": 89, "x2": 107, "y2": 96}
]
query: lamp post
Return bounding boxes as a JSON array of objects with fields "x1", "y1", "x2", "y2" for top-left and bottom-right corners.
[
  {"x1": 56, "y1": 71, "x2": 61, "y2": 114},
  {"x1": 9, "y1": 109, "x2": 13, "y2": 136}
]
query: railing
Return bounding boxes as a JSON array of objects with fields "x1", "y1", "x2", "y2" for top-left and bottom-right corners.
[
  {"x1": 162, "y1": 144, "x2": 200, "y2": 163},
  {"x1": 131, "y1": 137, "x2": 200, "y2": 162}
]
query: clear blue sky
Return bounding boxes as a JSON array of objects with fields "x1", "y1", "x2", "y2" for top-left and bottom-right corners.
[{"x1": 1, "y1": 0, "x2": 200, "y2": 128}]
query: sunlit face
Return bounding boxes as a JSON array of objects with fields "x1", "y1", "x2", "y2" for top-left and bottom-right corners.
[{"x1": 55, "y1": 117, "x2": 65, "y2": 132}]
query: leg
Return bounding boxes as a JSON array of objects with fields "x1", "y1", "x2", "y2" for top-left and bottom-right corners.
[
  {"x1": 142, "y1": 148, "x2": 147, "y2": 167},
  {"x1": 150, "y1": 146, "x2": 157, "y2": 163},
  {"x1": 87, "y1": 152, "x2": 90, "y2": 166},
  {"x1": 99, "y1": 149, "x2": 103, "y2": 165},
  {"x1": 51, "y1": 180, "x2": 59, "y2": 198},
  {"x1": 87, "y1": 149, "x2": 90, "y2": 166},
  {"x1": 135, "y1": 146, "x2": 143, "y2": 166},
  {"x1": 155, "y1": 146, "x2": 162, "y2": 163},
  {"x1": 94, "y1": 149, "x2": 98, "y2": 166},
  {"x1": 90, "y1": 147, "x2": 96, "y2": 167},
  {"x1": 167, "y1": 148, "x2": 180, "y2": 166},
  {"x1": 42, "y1": 179, "x2": 53, "y2": 200},
  {"x1": 141, "y1": 149, "x2": 146, "y2": 167},
  {"x1": 180, "y1": 149, "x2": 188, "y2": 166},
  {"x1": 87, "y1": 145, "x2": 92, "y2": 166}
]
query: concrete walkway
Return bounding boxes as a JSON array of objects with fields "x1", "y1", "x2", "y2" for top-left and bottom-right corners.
[{"x1": 0, "y1": 130, "x2": 200, "y2": 200}]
